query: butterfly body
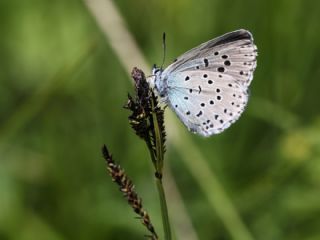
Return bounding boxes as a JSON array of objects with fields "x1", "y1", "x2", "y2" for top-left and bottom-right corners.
[{"x1": 148, "y1": 29, "x2": 257, "y2": 137}]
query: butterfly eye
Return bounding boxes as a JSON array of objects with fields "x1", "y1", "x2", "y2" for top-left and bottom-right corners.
[{"x1": 152, "y1": 68, "x2": 161, "y2": 75}]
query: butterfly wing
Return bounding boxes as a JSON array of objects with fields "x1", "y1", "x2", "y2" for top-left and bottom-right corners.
[
  {"x1": 162, "y1": 29, "x2": 257, "y2": 87},
  {"x1": 166, "y1": 70, "x2": 249, "y2": 136},
  {"x1": 159, "y1": 29, "x2": 257, "y2": 136}
]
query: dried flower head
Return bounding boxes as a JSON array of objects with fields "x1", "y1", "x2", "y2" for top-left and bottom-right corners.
[
  {"x1": 125, "y1": 67, "x2": 166, "y2": 175},
  {"x1": 102, "y1": 145, "x2": 158, "y2": 240}
]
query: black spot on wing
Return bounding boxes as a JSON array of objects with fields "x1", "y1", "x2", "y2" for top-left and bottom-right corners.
[
  {"x1": 218, "y1": 67, "x2": 225, "y2": 72},
  {"x1": 204, "y1": 58, "x2": 209, "y2": 67},
  {"x1": 196, "y1": 111, "x2": 203, "y2": 117}
]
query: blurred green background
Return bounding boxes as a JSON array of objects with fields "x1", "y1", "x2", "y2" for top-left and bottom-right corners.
[{"x1": 1, "y1": 0, "x2": 320, "y2": 239}]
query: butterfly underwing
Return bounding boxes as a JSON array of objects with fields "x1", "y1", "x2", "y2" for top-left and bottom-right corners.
[{"x1": 147, "y1": 29, "x2": 258, "y2": 137}]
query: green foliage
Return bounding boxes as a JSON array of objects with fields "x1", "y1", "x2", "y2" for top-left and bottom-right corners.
[{"x1": 1, "y1": 0, "x2": 320, "y2": 239}]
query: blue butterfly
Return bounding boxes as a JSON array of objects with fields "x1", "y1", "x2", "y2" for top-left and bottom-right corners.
[{"x1": 148, "y1": 29, "x2": 257, "y2": 137}]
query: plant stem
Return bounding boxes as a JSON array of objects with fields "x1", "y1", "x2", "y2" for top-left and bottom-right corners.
[
  {"x1": 156, "y1": 177, "x2": 172, "y2": 240},
  {"x1": 149, "y1": 94, "x2": 171, "y2": 239}
]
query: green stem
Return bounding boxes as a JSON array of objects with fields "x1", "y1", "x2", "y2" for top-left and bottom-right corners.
[
  {"x1": 149, "y1": 91, "x2": 171, "y2": 239},
  {"x1": 146, "y1": 140, "x2": 157, "y2": 168},
  {"x1": 150, "y1": 97, "x2": 164, "y2": 172},
  {"x1": 156, "y1": 178, "x2": 172, "y2": 240}
]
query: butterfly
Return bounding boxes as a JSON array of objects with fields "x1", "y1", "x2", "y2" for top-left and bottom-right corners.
[{"x1": 147, "y1": 29, "x2": 257, "y2": 137}]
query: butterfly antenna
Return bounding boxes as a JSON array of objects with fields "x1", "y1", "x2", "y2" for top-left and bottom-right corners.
[{"x1": 160, "y1": 32, "x2": 166, "y2": 70}]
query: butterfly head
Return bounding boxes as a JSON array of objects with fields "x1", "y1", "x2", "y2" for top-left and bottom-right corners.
[
  {"x1": 146, "y1": 64, "x2": 159, "y2": 88},
  {"x1": 146, "y1": 64, "x2": 168, "y2": 100},
  {"x1": 150, "y1": 64, "x2": 162, "y2": 85},
  {"x1": 152, "y1": 64, "x2": 162, "y2": 76}
]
